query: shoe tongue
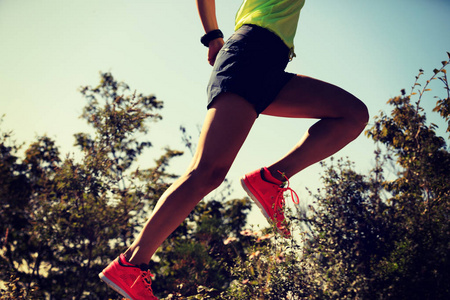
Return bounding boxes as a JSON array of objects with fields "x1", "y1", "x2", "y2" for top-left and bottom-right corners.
[
  {"x1": 262, "y1": 167, "x2": 283, "y2": 185},
  {"x1": 138, "y1": 263, "x2": 153, "y2": 272}
]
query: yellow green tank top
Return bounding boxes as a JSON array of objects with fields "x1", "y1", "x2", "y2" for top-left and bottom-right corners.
[{"x1": 235, "y1": 0, "x2": 305, "y2": 54}]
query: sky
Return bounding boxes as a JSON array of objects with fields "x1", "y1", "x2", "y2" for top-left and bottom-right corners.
[{"x1": 1, "y1": 0, "x2": 449, "y2": 227}]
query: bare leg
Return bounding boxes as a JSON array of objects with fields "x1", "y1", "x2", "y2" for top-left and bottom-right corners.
[
  {"x1": 124, "y1": 93, "x2": 257, "y2": 265},
  {"x1": 262, "y1": 75, "x2": 369, "y2": 181}
]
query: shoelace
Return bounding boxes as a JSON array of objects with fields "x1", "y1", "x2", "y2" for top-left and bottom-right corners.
[
  {"x1": 274, "y1": 171, "x2": 300, "y2": 217},
  {"x1": 140, "y1": 270, "x2": 155, "y2": 291},
  {"x1": 131, "y1": 264, "x2": 156, "y2": 295}
]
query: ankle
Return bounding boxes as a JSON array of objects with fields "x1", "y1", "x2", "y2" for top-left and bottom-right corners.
[
  {"x1": 123, "y1": 247, "x2": 147, "y2": 266},
  {"x1": 264, "y1": 167, "x2": 286, "y2": 183}
]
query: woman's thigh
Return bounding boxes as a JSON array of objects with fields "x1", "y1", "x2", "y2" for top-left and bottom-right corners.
[
  {"x1": 189, "y1": 92, "x2": 257, "y2": 176},
  {"x1": 262, "y1": 75, "x2": 366, "y2": 119}
]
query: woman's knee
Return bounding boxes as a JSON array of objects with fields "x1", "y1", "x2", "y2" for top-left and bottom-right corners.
[
  {"x1": 340, "y1": 96, "x2": 370, "y2": 139},
  {"x1": 185, "y1": 162, "x2": 229, "y2": 193},
  {"x1": 348, "y1": 96, "x2": 369, "y2": 126}
]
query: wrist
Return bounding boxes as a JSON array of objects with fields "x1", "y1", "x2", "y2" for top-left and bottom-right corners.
[
  {"x1": 208, "y1": 38, "x2": 224, "y2": 48},
  {"x1": 201, "y1": 29, "x2": 224, "y2": 47}
]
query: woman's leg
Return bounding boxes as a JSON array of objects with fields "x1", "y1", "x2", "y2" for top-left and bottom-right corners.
[
  {"x1": 262, "y1": 75, "x2": 369, "y2": 180},
  {"x1": 124, "y1": 93, "x2": 257, "y2": 265}
]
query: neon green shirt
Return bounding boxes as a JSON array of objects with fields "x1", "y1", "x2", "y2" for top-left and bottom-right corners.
[{"x1": 235, "y1": 0, "x2": 305, "y2": 54}]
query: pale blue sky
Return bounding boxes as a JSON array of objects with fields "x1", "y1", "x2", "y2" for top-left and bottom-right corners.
[{"x1": 1, "y1": 0, "x2": 449, "y2": 226}]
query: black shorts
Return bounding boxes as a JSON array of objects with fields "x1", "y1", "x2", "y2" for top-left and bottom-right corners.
[{"x1": 207, "y1": 24, "x2": 295, "y2": 116}]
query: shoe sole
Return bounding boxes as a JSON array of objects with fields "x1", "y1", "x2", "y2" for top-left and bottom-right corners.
[
  {"x1": 240, "y1": 177, "x2": 272, "y2": 222},
  {"x1": 99, "y1": 272, "x2": 133, "y2": 300}
]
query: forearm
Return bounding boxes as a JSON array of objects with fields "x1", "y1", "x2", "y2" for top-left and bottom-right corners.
[
  {"x1": 196, "y1": 0, "x2": 219, "y2": 33},
  {"x1": 197, "y1": 0, "x2": 224, "y2": 66}
]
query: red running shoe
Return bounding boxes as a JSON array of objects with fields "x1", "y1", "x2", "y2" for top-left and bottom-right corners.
[
  {"x1": 99, "y1": 254, "x2": 158, "y2": 300},
  {"x1": 241, "y1": 167, "x2": 299, "y2": 237}
]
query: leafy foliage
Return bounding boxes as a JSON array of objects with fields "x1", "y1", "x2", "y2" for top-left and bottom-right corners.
[
  {"x1": 1, "y1": 73, "x2": 181, "y2": 299},
  {"x1": 152, "y1": 198, "x2": 253, "y2": 298},
  {"x1": 364, "y1": 54, "x2": 450, "y2": 299}
]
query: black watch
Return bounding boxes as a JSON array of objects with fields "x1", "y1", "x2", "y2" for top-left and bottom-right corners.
[{"x1": 200, "y1": 29, "x2": 224, "y2": 47}]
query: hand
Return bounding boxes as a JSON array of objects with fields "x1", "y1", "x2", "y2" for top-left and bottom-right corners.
[{"x1": 207, "y1": 38, "x2": 224, "y2": 66}]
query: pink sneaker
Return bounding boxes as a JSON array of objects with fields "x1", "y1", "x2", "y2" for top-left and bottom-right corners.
[
  {"x1": 241, "y1": 167, "x2": 299, "y2": 237},
  {"x1": 99, "y1": 254, "x2": 158, "y2": 300}
]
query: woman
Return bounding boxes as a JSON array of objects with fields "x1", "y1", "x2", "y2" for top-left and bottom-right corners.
[{"x1": 99, "y1": 0, "x2": 369, "y2": 299}]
